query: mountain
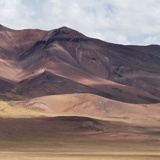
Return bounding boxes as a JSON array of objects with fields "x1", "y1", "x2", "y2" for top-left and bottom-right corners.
[
  {"x1": 0, "y1": 25, "x2": 160, "y2": 103},
  {"x1": 0, "y1": 24, "x2": 160, "y2": 158}
]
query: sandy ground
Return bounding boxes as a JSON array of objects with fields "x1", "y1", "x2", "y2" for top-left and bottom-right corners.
[
  {"x1": 1, "y1": 141, "x2": 160, "y2": 160},
  {"x1": 11, "y1": 94, "x2": 160, "y2": 126},
  {"x1": 1, "y1": 94, "x2": 160, "y2": 160},
  {"x1": 1, "y1": 152, "x2": 160, "y2": 160},
  {"x1": 0, "y1": 117, "x2": 160, "y2": 160}
]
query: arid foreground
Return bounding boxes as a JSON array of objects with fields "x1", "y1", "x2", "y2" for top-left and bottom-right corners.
[{"x1": 0, "y1": 116, "x2": 160, "y2": 160}]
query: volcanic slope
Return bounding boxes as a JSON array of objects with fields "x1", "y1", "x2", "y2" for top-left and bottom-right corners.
[{"x1": 0, "y1": 25, "x2": 160, "y2": 103}]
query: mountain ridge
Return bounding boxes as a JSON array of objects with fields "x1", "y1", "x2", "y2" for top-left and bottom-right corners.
[{"x1": 0, "y1": 25, "x2": 160, "y2": 104}]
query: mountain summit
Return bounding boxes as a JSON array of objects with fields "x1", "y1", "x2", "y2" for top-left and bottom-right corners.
[{"x1": 51, "y1": 26, "x2": 87, "y2": 38}]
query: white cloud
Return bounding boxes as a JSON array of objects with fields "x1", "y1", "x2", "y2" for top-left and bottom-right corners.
[
  {"x1": 0, "y1": 0, "x2": 35, "y2": 28},
  {"x1": 0, "y1": 0, "x2": 160, "y2": 45}
]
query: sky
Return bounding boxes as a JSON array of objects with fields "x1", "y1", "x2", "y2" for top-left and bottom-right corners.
[{"x1": 0, "y1": 0, "x2": 160, "y2": 45}]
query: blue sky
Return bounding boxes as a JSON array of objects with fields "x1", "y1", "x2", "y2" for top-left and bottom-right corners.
[
  {"x1": 0, "y1": 0, "x2": 160, "y2": 45},
  {"x1": 22, "y1": 0, "x2": 40, "y2": 9}
]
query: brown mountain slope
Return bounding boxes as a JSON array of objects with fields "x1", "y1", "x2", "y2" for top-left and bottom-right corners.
[
  {"x1": 0, "y1": 25, "x2": 160, "y2": 104},
  {"x1": 12, "y1": 71, "x2": 105, "y2": 99},
  {"x1": 0, "y1": 25, "x2": 49, "y2": 60},
  {"x1": 18, "y1": 27, "x2": 160, "y2": 102},
  {"x1": 11, "y1": 69, "x2": 160, "y2": 103},
  {"x1": 0, "y1": 78, "x2": 15, "y2": 100}
]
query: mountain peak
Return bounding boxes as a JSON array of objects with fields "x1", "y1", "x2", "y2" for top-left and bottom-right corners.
[{"x1": 51, "y1": 26, "x2": 87, "y2": 39}]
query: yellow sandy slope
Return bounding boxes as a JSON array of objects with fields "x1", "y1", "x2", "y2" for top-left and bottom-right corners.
[
  {"x1": 0, "y1": 100, "x2": 60, "y2": 118},
  {"x1": 8, "y1": 93, "x2": 160, "y2": 126}
]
